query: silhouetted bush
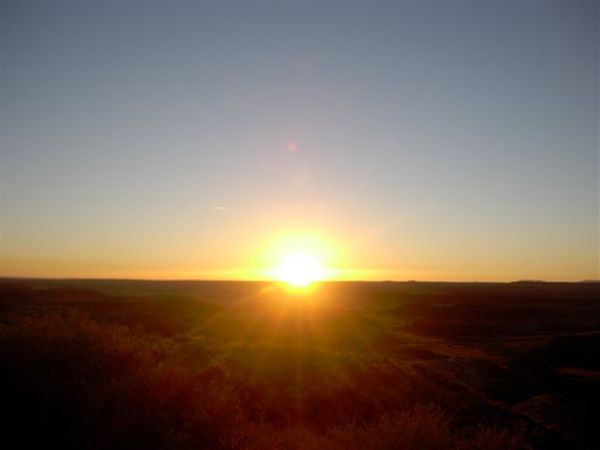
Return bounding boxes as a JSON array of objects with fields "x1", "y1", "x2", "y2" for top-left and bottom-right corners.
[
  {"x1": 242, "y1": 406, "x2": 530, "y2": 450},
  {"x1": 0, "y1": 309, "x2": 534, "y2": 449},
  {"x1": 0, "y1": 313, "x2": 246, "y2": 450}
]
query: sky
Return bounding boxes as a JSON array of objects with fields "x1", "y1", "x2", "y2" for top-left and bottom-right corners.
[{"x1": 1, "y1": 1, "x2": 598, "y2": 281}]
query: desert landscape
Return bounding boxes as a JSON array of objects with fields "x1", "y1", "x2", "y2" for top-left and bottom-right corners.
[{"x1": 1, "y1": 279, "x2": 598, "y2": 449}]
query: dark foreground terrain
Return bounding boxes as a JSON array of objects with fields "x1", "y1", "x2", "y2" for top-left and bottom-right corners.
[{"x1": 1, "y1": 279, "x2": 599, "y2": 450}]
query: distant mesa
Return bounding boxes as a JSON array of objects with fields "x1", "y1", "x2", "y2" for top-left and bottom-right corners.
[{"x1": 511, "y1": 280, "x2": 547, "y2": 284}]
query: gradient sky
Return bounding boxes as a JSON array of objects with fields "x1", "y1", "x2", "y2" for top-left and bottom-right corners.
[{"x1": 2, "y1": 1, "x2": 598, "y2": 281}]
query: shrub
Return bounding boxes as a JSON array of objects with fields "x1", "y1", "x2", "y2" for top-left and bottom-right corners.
[{"x1": 0, "y1": 312, "x2": 532, "y2": 450}]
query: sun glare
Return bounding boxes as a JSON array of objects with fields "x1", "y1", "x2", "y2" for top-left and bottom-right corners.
[{"x1": 273, "y1": 251, "x2": 326, "y2": 287}]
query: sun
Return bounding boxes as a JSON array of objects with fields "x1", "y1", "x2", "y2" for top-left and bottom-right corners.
[
  {"x1": 262, "y1": 234, "x2": 337, "y2": 288},
  {"x1": 273, "y1": 251, "x2": 326, "y2": 288}
]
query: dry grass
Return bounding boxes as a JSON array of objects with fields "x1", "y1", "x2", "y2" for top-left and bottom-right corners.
[{"x1": 0, "y1": 312, "x2": 533, "y2": 449}]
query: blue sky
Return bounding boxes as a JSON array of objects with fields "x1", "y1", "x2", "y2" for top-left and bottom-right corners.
[{"x1": 2, "y1": 1, "x2": 598, "y2": 280}]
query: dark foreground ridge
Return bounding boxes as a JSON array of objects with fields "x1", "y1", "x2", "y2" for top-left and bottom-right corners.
[{"x1": 1, "y1": 279, "x2": 599, "y2": 449}]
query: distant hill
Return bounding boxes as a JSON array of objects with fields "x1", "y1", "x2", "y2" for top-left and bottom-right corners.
[{"x1": 511, "y1": 280, "x2": 547, "y2": 284}]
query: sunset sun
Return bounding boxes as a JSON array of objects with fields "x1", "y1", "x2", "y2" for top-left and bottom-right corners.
[{"x1": 273, "y1": 251, "x2": 326, "y2": 287}]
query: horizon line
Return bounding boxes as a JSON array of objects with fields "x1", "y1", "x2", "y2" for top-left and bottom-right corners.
[{"x1": 1, "y1": 275, "x2": 598, "y2": 284}]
